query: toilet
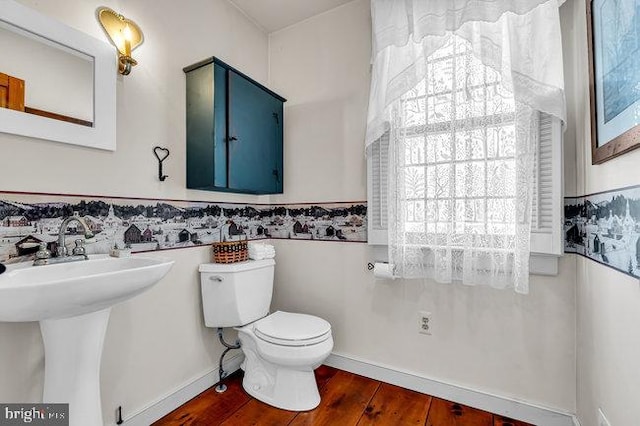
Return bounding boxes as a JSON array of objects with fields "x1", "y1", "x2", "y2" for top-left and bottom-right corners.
[{"x1": 199, "y1": 259, "x2": 333, "y2": 411}]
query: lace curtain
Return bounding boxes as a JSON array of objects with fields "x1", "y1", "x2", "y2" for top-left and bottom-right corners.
[{"x1": 366, "y1": 0, "x2": 566, "y2": 294}]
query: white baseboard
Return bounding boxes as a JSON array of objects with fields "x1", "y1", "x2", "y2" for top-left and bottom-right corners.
[
  {"x1": 325, "y1": 352, "x2": 577, "y2": 426},
  {"x1": 119, "y1": 351, "x2": 580, "y2": 426},
  {"x1": 122, "y1": 353, "x2": 244, "y2": 426}
]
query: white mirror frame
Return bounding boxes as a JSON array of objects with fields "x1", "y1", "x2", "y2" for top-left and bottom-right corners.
[{"x1": 0, "y1": 0, "x2": 116, "y2": 151}]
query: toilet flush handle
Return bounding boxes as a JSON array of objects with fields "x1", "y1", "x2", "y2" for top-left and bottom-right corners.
[{"x1": 209, "y1": 275, "x2": 224, "y2": 282}]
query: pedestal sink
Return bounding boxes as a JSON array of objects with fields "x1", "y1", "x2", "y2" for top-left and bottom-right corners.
[{"x1": 0, "y1": 254, "x2": 174, "y2": 426}]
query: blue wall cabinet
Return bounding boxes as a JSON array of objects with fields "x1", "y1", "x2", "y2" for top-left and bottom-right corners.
[{"x1": 184, "y1": 57, "x2": 285, "y2": 194}]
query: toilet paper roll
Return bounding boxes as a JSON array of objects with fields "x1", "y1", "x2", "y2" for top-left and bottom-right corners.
[{"x1": 373, "y1": 262, "x2": 395, "y2": 280}]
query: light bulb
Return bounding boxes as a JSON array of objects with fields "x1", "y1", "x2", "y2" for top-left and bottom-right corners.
[
  {"x1": 123, "y1": 24, "x2": 133, "y2": 42},
  {"x1": 122, "y1": 24, "x2": 132, "y2": 57},
  {"x1": 112, "y1": 33, "x2": 123, "y2": 50}
]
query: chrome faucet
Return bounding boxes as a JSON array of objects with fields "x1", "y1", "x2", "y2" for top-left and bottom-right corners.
[
  {"x1": 33, "y1": 216, "x2": 94, "y2": 266},
  {"x1": 57, "y1": 216, "x2": 93, "y2": 257}
]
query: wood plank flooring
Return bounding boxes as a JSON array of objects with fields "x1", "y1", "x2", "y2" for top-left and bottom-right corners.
[{"x1": 153, "y1": 366, "x2": 534, "y2": 426}]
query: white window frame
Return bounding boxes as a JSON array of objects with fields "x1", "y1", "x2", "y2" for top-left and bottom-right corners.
[{"x1": 367, "y1": 116, "x2": 563, "y2": 276}]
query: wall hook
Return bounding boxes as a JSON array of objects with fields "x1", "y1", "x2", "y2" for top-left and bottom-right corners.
[
  {"x1": 116, "y1": 406, "x2": 123, "y2": 425},
  {"x1": 153, "y1": 146, "x2": 170, "y2": 181}
]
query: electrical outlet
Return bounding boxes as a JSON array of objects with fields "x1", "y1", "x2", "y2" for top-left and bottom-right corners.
[
  {"x1": 598, "y1": 409, "x2": 611, "y2": 426},
  {"x1": 418, "y1": 311, "x2": 432, "y2": 335}
]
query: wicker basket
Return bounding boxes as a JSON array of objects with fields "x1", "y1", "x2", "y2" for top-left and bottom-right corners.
[{"x1": 212, "y1": 228, "x2": 248, "y2": 263}]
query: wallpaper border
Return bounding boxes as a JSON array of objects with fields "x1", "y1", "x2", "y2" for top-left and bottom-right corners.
[
  {"x1": 564, "y1": 183, "x2": 640, "y2": 280},
  {"x1": 0, "y1": 190, "x2": 367, "y2": 264}
]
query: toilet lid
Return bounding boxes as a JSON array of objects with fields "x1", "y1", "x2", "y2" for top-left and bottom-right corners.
[{"x1": 254, "y1": 311, "x2": 331, "y2": 347}]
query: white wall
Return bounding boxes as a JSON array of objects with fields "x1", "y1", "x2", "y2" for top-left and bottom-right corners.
[
  {"x1": 561, "y1": 1, "x2": 640, "y2": 426},
  {"x1": 0, "y1": 0, "x2": 268, "y2": 424},
  {"x1": 2, "y1": 0, "x2": 268, "y2": 202},
  {"x1": 267, "y1": 1, "x2": 370, "y2": 204},
  {"x1": 267, "y1": 0, "x2": 576, "y2": 412}
]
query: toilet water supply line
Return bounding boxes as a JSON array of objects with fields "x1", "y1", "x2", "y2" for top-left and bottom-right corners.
[{"x1": 216, "y1": 328, "x2": 241, "y2": 393}]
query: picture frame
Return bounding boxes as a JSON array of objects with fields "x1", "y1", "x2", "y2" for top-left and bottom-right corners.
[{"x1": 587, "y1": 0, "x2": 640, "y2": 164}]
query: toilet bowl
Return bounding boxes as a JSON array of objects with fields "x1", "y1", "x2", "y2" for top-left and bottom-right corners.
[
  {"x1": 199, "y1": 259, "x2": 333, "y2": 411},
  {"x1": 237, "y1": 311, "x2": 333, "y2": 411}
]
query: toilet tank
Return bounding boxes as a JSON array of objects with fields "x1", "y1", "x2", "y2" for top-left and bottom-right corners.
[{"x1": 199, "y1": 259, "x2": 275, "y2": 328}]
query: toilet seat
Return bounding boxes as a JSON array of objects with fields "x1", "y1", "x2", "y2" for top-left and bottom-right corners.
[{"x1": 254, "y1": 311, "x2": 331, "y2": 347}]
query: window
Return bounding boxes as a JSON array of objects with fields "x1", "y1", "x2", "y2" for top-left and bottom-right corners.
[{"x1": 367, "y1": 37, "x2": 563, "y2": 275}]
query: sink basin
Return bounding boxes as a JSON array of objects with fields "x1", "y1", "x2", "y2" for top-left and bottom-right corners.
[
  {"x1": 0, "y1": 254, "x2": 173, "y2": 321},
  {"x1": 0, "y1": 254, "x2": 174, "y2": 426}
]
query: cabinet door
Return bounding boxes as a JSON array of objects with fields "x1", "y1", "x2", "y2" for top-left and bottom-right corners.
[
  {"x1": 0, "y1": 73, "x2": 25, "y2": 111},
  {"x1": 185, "y1": 63, "x2": 228, "y2": 189},
  {"x1": 185, "y1": 63, "x2": 215, "y2": 189},
  {"x1": 228, "y1": 70, "x2": 283, "y2": 194}
]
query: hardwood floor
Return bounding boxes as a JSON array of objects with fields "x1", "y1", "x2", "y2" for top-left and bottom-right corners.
[{"x1": 153, "y1": 366, "x2": 533, "y2": 426}]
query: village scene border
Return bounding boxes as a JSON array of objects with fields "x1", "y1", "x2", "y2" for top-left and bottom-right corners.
[
  {"x1": 565, "y1": 184, "x2": 640, "y2": 279},
  {"x1": 5, "y1": 187, "x2": 639, "y2": 277},
  {"x1": 0, "y1": 192, "x2": 367, "y2": 264}
]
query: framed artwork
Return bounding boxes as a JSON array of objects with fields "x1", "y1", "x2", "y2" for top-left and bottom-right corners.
[{"x1": 587, "y1": 0, "x2": 640, "y2": 164}]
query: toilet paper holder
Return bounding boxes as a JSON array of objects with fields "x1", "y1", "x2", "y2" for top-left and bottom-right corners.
[{"x1": 367, "y1": 262, "x2": 397, "y2": 279}]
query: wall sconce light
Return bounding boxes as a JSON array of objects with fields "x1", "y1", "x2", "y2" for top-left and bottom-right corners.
[{"x1": 96, "y1": 7, "x2": 144, "y2": 75}]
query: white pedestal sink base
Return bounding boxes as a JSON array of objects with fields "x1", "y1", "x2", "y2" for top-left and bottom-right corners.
[
  {"x1": 0, "y1": 254, "x2": 174, "y2": 425},
  {"x1": 40, "y1": 308, "x2": 111, "y2": 426}
]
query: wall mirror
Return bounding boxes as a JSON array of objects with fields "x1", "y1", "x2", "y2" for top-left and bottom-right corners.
[{"x1": 0, "y1": 0, "x2": 116, "y2": 150}]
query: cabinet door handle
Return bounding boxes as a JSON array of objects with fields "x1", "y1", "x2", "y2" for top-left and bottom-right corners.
[
  {"x1": 228, "y1": 136, "x2": 238, "y2": 142},
  {"x1": 273, "y1": 169, "x2": 280, "y2": 183}
]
